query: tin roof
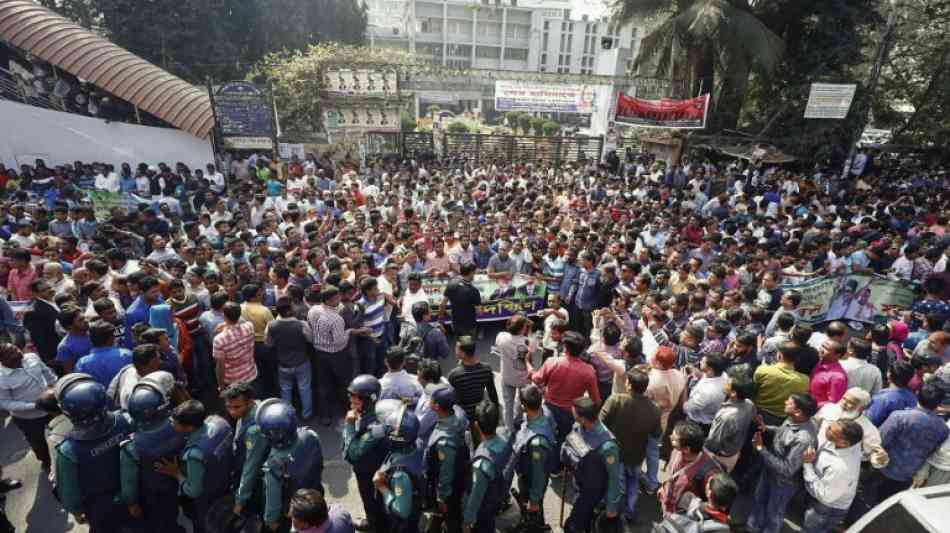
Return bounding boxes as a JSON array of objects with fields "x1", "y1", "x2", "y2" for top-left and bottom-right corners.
[{"x1": 0, "y1": 0, "x2": 214, "y2": 139}]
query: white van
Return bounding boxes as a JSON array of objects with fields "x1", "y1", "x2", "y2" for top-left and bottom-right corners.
[{"x1": 845, "y1": 486, "x2": 950, "y2": 533}]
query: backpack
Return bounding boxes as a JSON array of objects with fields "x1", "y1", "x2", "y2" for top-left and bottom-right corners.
[{"x1": 399, "y1": 322, "x2": 437, "y2": 372}]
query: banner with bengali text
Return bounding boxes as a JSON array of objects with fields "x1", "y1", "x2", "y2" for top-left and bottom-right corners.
[
  {"x1": 614, "y1": 93, "x2": 710, "y2": 129},
  {"x1": 422, "y1": 274, "x2": 547, "y2": 323}
]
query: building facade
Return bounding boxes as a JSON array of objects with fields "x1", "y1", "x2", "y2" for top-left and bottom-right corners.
[{"x1": 367, "y1": 0, "x2": 642, "y2": 76}]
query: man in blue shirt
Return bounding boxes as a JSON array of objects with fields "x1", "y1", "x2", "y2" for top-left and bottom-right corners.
[
  {"x1": 124, "y1": 276, "x2": 163, "y2": 347},
  {"x1": 76, "y1": 321, "x2": 133, "y2": 387},
  {"x1": 570, "y1": 250, "x2": 600, "y2": 338},
  {"x1": 865, "y1": 360, "x2": 917, "y2": 427},
  {"x1": 871, "y1": 382, "x2": 949, "y2": 507},
  {"x1": 55, "y1": 306, "x2": 91, "y2": 374}
]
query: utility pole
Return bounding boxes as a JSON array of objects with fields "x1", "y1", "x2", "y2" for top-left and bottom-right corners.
[{"x1": 842, "y1": 1, "x2": 899, "y2": 179}]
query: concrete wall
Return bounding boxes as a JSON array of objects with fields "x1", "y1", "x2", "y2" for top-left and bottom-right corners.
[{"x1": 0, "y1": 100, "x2": 214, "y2": 171}]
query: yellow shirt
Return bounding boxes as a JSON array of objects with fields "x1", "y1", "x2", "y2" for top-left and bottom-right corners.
[
  {"x1": 241, "y1": 302, "x2": 274, "y2": 343},
  {"x1": 753, "y1": 362, "x2": 809, "y2": 418}
]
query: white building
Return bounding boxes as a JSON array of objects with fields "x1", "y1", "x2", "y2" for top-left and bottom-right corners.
[{"x1": 367, "y1": 0, "x2": 642, "y2": 76}]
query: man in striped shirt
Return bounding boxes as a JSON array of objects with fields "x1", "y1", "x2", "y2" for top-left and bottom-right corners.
[
  {"x1": 358, "y1": 277, "x2": 388, "y2": 376},
  {"x1": 309, "y1": 285, "x2": 370, "y2": 426},
  {"x1": 212, "y1": 302, "x2": 258, "y2": 394}
]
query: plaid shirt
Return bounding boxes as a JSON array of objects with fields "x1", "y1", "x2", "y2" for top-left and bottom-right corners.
[
  {"x1": 212, "y1": 321, "x2": 257, "y2": 385},
  {"x1": 308, "y1": 304, "x2": 348, "y2": 353}
]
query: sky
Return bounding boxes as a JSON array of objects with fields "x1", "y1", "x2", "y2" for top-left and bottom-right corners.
[{"x1": 572, "y1": 0, "x2": 610, "y2": 19}]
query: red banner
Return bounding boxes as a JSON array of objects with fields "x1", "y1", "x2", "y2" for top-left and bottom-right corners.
[{"x1": 614, "y1": 93, "x2": 710, "y2": 129}]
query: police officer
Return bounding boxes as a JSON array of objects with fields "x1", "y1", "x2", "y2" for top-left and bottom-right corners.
[
  {"x1": 155, "y1": 399, "x2": 234, "y2": 533},
  {"x1": 504, "y1": 384, "x2": 557, "y2": 526},
  {"x1": 424, "y1": 385, "x2": 470, "y2": 533},
  {"x1": 288, "y1": 488, "x2": 355, "y2": 533},
  {"x1": 560, "y1": 398, "x2": 622, "y2": 533},
  {"x1": 343, "y1": 375, "x2": 390, "y2": 532},
  {"x1": 373, "y1": 399, "x2": 424, "y2": 533},
  {"x1": 258, "y1": 398, "x2": 324, "y2": 532},
  {"x1": 54, "y1": 373, "x2": 133, "y2": 532},
  {"x1": 463, "y1": 399, "x2": 512, "y2": 533},
  {"x1": 222, "y1": 382, "x2": 269, "y2": 518},
  {"x1": 120, "y1": 371, "x2": 186, "y2": 533}
]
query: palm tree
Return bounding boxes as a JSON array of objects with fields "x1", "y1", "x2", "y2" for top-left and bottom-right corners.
[{"x1": 613, "y1": 0, "x2": 784, "y2": 129}]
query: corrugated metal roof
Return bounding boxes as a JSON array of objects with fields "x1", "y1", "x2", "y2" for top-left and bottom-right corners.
[{"x1": 0, "y1": 0, "x2": 214, "y2": 139}]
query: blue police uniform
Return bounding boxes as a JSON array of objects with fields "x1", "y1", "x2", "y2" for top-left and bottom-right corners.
[
  {"x1": 561, "y1": 421, "x2": 622, "y2": 533},
  {"x1": 120, "y1": 417, "x2": 186, "y2": 533},
  {"x1": 424, "y1": 414, "x2": 469, "y2": 533},
  {"x1": 504, "y1": 409, "x2": 557, "y2": 514},
  {"x1": 55, "y1": 411, "x2": 133, "y2": 533},
  {"x1": 262, "y1": 427, "x2": 324, "y2": 526},
  {"x1": 181, "y1": 415, "x2": 235, "y2": 533},
  {"x1": 464, "y1": 434, "x2": 513, "y2": 533},
  {"x1": 380, "y1": 448, "x2": 425, "y2": 533},
  {"x1": 343, "y1": 407, "x2": 390, "y2": 531},
  {"x1": 232, "y1": 401, "x2": 269, "y2": 514}
]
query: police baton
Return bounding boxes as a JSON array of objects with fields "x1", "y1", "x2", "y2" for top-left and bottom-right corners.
[{"x1": 558, "y1": 466, "x2": 567, "y2": 528}]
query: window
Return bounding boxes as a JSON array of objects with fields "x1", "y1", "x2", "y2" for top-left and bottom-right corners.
[
  {"x1": 543, "y1": 33, "x2": 549, "y2": 49},
  {"x1": 481, "y1": 22, "x2": 502, "y2": 37},
  {"x1": 504, "y1": 48, "x2": 528, "y2": 61},
  {"x1": 476, "y1": 46, "x2": 500, "y2": 59},
  {"x1": 567, "y1": 34, "x2": 572, "y2": 50},
  {"x1": 559, "y1": 34, "x2": 566, "y2": 51},
  {"x1": 447, "y1": 44, "x2": 471, "y2": 57},
  {"x1": 541, "y1": 53, "x2": 548, "y2": 64},
  {"x1": 544, "y1": 21, "x2": 550, "y2": 30},
  {"x1": 592, "y1": 24, "x2": 598, "y2": 34},
  {"x1": 505, "y1": 23, "x2": 530, "y2": 40},
  {"x1": 446, "y1": 59, "x2": 471, "y2": 69}
]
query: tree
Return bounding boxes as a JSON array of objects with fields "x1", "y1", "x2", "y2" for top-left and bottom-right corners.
[
  {"x1": 505, "y1": 111, "x2": 523, "y2": 129},
  {"x1": 615, "y1": 0, "x2": 784, "y2": 129},
  {"x1": 400, "y1": 111, "x2": 417, "y2": 133},
  {"x1": 542, "y1": 120, "x2": 560, "y2": 136},
  {"x1": 256, "y1": 43, "x2": 413, "y2": 137},
  {"x1": 517, "y1": 113, "x2": 533, "y2": 135},
  {"x1": 446, "y1": 121, "x2": 471, "y2": 134},
  {"x1": 530, "y1": 117, "x2": 545, "y2": 136},
  {"x1": 37, "y1": 0, "x2": 368, "y2": 83}
]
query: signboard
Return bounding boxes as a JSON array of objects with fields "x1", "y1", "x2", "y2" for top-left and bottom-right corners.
[
  {"x1": 323, "y1": 105, "x2": 401, "y2": 133},
  {"x1": 784, "y1": 274, "x2": 917, "y2": 325},
  {"x1": 421, "y1": 274, "x2": 547, "y2": 323},
  {"x1": 278, "y1": 143, "x2": 306, "y2": 160},
  {"x1": 494, "y1": 81, "x2": 604, "y2": 114},
  {"x1": 804, "y1": 83, "x2": 857, "y2": 119},
  {"x1": 324, "y1": 68, "x2": 399, "y2": 98},
  {"x1": 614, "y1": 93, "x2": 710, "y2": 129},
  {"x1": 214, "y1": 82, "x2": 274, "y2": 138},
  {"x1": 222, "y1": 137, "x2": 275, "y2": 150}
]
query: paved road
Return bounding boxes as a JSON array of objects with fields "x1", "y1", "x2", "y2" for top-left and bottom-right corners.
[{"x1": 1, "y1": 324, "x2": 801, "y2": 532}]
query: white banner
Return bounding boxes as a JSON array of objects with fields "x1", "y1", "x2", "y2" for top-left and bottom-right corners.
[
  {"x1": 494, "y1": 81, "x2": 606, "y2": 114},
  {"x1": 324, "y1": 68, "x2": 398, "y2": 98},
  {"x1": 323, "y1": 105, "x2": 401, "y2": 133},
  {"x1": 804, "y1": 83, "x2": 857, "y2": 119}
]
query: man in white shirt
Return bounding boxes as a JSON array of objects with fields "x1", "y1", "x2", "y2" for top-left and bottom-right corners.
[
  {"x1": 813, "y1": 388, "x2": 887, "y2": 467},
  {"x1": 802, "y1": 420, "x2": 864, "y2": 532},
  {"x1": 683, "y1": 354, "x2": 729, "y2": 430},
  {"x1": 206, "y1": 163, "x2": 226, "y2": 194},
  {"x1": 106, "y1": 344, "x2": 162, "y2": 410},
  {"x1": 839, "y1": 339, "x2": 883, "y2": 396},
  {"x1": 378, "y1": 348, "x2": 423, "y2": 405},
  {"x1": 890, "y1": 244, "x2": 919, "y2": 281},
  {"x1": 94, "y1": 164, "x2": 120, "y2": 192}
]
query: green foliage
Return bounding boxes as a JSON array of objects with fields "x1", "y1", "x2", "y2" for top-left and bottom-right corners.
[
  {"x1": 400, "y1": 111, "x2": 417, "y2": 133},
  {"x1": 542, "y1": 120, "x2": 560, "y2": 137},
  {"x1": 37, "y1": 0, "x2": 368, "y2": 83},
  {"x1": 530, "y1": 117, "x2": 545, "y2": 136},
  {"x1": 256, "y1": 43, "x2": 413, "y2": 137},
  {"x1": 446, "y1": 121, "x2": 472, "y2": 134},
  {"x1": 517, "y1": 113, "x2": 533, "y2": 134},
  {"x1": 505, "y1": 111, "x2": 523, "y2": 129}
]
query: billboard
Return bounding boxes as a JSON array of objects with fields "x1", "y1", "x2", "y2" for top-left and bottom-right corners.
[
  {"x1": 804, "y1": 83, "x2": 857, "y2": 119},
  {"x1": 784, "y1": 274, "x2": 917, "y2": 325},
  {"x1": 494, "y1": 81, "x2": 605, "y2": 114},
  {"x1": 614, "y1": 93, "x2": 710, "y2": 129},
  {"x1": 323, "y1": 104, "x2": 401, "y2": 133},
  {"x1": 214, "y1": 82, "x2": 274, "y2": 138},
  {"x1": 324, "y1": 68, "x2": 399, "y2": 98}
]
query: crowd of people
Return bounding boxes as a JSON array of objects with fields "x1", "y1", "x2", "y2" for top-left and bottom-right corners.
[{"x1": 0, "y1": 147, "x2": 949, "y2": 533}]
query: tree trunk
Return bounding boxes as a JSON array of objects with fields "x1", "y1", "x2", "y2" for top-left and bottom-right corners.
[{"x1": 711, "y1": 65, "x2": 750, "y2": 131}]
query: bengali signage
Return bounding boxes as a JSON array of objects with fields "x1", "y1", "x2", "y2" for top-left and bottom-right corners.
[
  {"x1": 422, "y1": 274, "x2": 548, "y2": 323},
  {"x1": 614, "y1": 93, "x2": 710, "y2": 129},
  {"x1": 784, "y1": 274, "x2": 917, "y2": 324},
  {"x1": 324, "y1": 68, "x2": 399, "y2": 98},
  {"x1": 214, "y1": 82, "x2": 274, "y2": 138},
  {"x1": 804, "y1": 83, "x2": 857, "y2": 119},
  {"x1": 278, "y1": 143, "x2": 306, "y2": 160},
  {"x1": 494, "y1": 81, "x2": 604, "y2": 114}
]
